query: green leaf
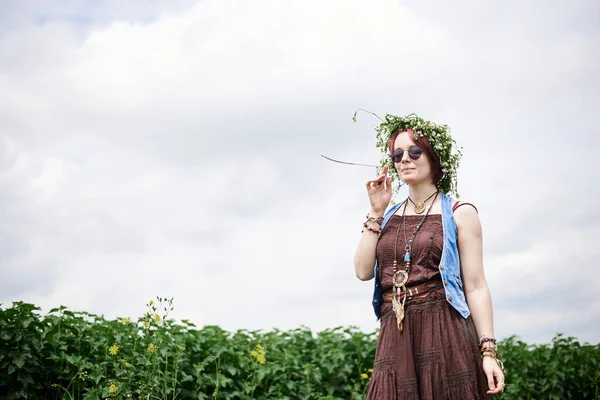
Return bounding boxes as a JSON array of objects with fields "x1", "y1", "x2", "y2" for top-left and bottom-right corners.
[
  {"x1": 16, "y1": 372, "x2": 34, "y2": 385},
  {"x1": 224, "y1": 364, "x2": 237, "y2": 376},
  {"x1": 20, "y1": 318, "x2": 32, "y2": 329},
  {"x1": 13, "y1": 355, "x2": 25, "y2": 369}
]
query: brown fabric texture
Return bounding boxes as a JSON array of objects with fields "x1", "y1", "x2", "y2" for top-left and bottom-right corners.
[{"x1": 366, "y1": 214, "x2": 492, "y2": 400}]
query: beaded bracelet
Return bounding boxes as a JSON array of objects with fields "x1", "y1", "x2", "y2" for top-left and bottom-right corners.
[
  {"x1": 481, "y1": 349, "x2": 497, "y2": 358},
  {"x1": 362, "y1": 223, "x2": 382, "y2": 235},
  {"x1": 362, "y1": 214, "x2": 383, "y2": 235},
  {"x1": 365, "y1": 214, "x2": 384, "y2": 225},
  {"x1": 478, "y1": 335, "x2": 505, "y2": 373},
  {"x1": 479, "y1": 335, "x2": 497, "y2": 347},
  {"x1": 481, "y1": 342, "x2": 497, "y2": 351}
]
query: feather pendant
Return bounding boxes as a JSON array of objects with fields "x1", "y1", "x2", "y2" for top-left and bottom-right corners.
[{"x1": 392, "y1": 296, "x2": 405, "y2": 332}]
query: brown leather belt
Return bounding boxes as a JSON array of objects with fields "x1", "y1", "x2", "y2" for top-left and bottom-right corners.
[{"x1": 383, "y1": 280, "x2": 444, "y2": 302}]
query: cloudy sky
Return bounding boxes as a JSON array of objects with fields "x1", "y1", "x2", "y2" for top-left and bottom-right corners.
[{"x1": 1, "y1": 0, "x2": 599, "y2": 345}]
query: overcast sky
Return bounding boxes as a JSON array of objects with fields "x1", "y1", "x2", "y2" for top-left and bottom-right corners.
[{"x1": 1, "y1": 0, "x2": 599, "y2": 345}]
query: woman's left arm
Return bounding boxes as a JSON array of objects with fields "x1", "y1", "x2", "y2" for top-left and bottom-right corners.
[
  {"x1": 454, "y1": 205, "x2": 494, "y2": 338},
  {"x1": 454, "y1": 204, "x2": 505, "y2": 395}
]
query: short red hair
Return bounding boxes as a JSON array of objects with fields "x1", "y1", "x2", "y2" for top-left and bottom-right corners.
[{"x1": 389, "y1": 129, "x2": 444, "y2": 185}]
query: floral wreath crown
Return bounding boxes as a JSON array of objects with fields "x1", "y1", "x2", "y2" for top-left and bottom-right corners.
[{"x1": 353, "y1": 110, "x2": 463, "y2": 197}]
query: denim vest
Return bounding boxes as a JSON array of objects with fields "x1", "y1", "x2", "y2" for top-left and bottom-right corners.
[{"x1": 371, "y1": 192, "x2": 471, "y2": 320}]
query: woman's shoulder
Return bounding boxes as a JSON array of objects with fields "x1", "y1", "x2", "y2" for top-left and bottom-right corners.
[
  {"x1": 450, "y1": 199, "x2": 482, "y2": 233},
  {"x1": 451, "y1": 199, "x2": 478, "y2": 214}
]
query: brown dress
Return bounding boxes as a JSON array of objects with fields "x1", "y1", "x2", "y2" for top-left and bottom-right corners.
[{"x1": 365, "y1": 214, "x2": 492, "y2": 400}]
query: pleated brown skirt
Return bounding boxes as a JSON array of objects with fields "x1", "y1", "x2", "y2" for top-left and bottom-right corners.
[{"x1": 365, "y1": 291, "x2": 493, "y2": 400}]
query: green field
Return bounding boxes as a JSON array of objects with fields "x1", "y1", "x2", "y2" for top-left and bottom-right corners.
[{"x1": 1, "y1": 298, "x2": 598, "y2": 399}]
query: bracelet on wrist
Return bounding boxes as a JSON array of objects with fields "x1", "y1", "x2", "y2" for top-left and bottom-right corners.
[
  {"x1": 362, "y1": 214, "x2": 383, "y2": 235},
  {"x1": 365, "y1": 213, "x2": 384, "y2": 225},
  {"x1": 478, "y1": 335, "x2": 497, "y2": 347},
  {"x1": 362, "y1": 222, "x2": 382, "y2": 235}
]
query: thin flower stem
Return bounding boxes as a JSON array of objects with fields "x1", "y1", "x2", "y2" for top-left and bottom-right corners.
[
  {"x1": 353, "y1": 108, "x2": 385, "y2": 122},
  {"x1": 320, "y1": 154, "x2": 378, "y2": 168}
]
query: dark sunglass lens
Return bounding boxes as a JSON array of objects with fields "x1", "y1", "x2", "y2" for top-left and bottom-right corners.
[
  {"x1": 408, "y1": 147, "x2": 422, "y2": 160},
  {"x1": 391, "y1": 150, "x2": 403, "y2": 163}
]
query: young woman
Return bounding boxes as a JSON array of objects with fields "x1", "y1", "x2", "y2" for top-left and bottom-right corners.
[{"x1": 354, "y1": 113, "x2": 505, "y2": 399}]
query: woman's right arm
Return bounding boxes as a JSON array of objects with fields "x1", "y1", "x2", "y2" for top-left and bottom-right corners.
[
  {"x1": 354, "y1": 210, "x2": 385, "y2": 280},
  {"x1": 354, "y1": 165, "x2": 392, "y2": 281}
]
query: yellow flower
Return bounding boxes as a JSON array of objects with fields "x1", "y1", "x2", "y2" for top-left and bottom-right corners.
[
  {"x1": 154, "y1": 314, "x2": 161, "y2": 323},
  {"x1": 149, "y1": 300, "x2": 154, "y2": 306},
  {"x1": 109, "y1": 383, "x2": 117, "y2": 393},
  {"x1": 108, "y1": 344, "x2": 119, "y2": 356},
  {"x1": 361, "y1": 373, "x2": 369, "y2": 380},
  {"x1": 148, "y1": 343, "x2": 156, "y2": 353},
  {"x1": 250, "y1": 344, "x2": 266, "y2": 365},
  {"x1": 124, "y1": 361, "x2": 130, "y2": 368},
  {"x1": 121, "y1": 317, "x2": 130, "y2": 323},
  {"x1": 143, "y1": 321, "x2": 150, "y2": 328}
]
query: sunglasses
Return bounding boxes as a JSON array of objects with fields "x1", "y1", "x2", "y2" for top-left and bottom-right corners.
[{"x1": 391, "y1": 146, "x2": 423, "y2": 163}]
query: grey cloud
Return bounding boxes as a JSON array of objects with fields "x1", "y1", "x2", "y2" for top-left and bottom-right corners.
[{"x1": 0, "y1": 263, "x2": 57, "y2": 300}]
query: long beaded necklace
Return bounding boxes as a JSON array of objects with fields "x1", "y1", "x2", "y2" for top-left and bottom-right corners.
[{"x1": 391, "y1": 191, "x2": 440, "y2": 331}]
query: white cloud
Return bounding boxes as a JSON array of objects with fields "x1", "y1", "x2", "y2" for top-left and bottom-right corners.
[{"x1": 1, "y1": 0, "x2": 599, "y2": 345}]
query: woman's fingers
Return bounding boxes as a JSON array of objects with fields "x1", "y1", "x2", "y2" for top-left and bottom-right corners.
[
  {"x1": 365, "y1": 165, "x2": 391, "y2": 190},
  {"x1": 486, "y1": 371, "x2": 495, "y2": 392},
  {"x1": 366, "y1": 180, "x2": 379, "y2": 189},
  {"x1": 486, "y1": 370, "x2": 505, "y2": 394},
  {"x1": 366, "y1": 174, "x2": 386, "y2": 188},
  {"x1": 494, "y1": 372, "x2": 505, "y2": 394},
  {"x1": 487, "y1": 385, "x2": 504, "y2": 395}
]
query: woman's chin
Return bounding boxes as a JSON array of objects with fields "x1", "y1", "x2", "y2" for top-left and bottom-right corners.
[
  {"x1": 401, "y1": 176, "x2": 431, "y2": 186},
  {"x1": 401, "y1": 176, "x2": 418, "y2": 185}
]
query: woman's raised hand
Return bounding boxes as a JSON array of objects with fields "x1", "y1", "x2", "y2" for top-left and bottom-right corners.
[{"x1": 365, "y1": 165, "x2": 392, "y2": 215}]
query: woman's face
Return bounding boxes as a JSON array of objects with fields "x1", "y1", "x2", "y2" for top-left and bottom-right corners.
[{"x1": 392, "y1": 131, "x2": 433, "y2": 185}]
